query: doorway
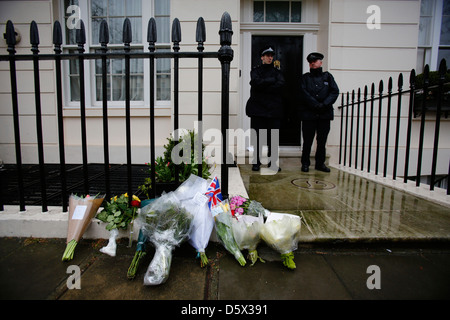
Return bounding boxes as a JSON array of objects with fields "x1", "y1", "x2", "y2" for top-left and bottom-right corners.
[{"x1": 251, "y1": 35, "x2": 303, "y2": 146}]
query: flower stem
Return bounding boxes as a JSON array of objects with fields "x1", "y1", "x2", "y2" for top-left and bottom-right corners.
[
  {"x1": 62, "y1": 239, "x2": 78, "y2": 261},
  {"x1": 127, "y1": 250, "x2": 146, "y2": 279},
  {"x1": 248, "y1": 249, "x2": 265, "y2": 266},
  {"x1": 280, "y1": 252, "x2": 296, "y2": 269},
  {"x1": 198, "y1": 251, "x2": 209, "y2": 268}
]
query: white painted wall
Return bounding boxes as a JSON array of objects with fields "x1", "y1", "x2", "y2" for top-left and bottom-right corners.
[{"x1": 0, "y1": 0, "x2": 448, "y2": 178}]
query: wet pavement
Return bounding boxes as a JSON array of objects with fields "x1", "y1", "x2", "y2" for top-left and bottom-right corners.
[{"x1": 1, "y1": 159, "x2": 450, "y2": 305}]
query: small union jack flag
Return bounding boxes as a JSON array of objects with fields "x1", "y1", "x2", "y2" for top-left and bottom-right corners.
[{"x1": 205, "y1": 176, "x2": 223, "y2": 210}]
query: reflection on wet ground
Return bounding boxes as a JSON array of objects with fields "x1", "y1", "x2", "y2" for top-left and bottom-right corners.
[{"x1": 238, "y1": 158, "x2": 450, "y2": 242}]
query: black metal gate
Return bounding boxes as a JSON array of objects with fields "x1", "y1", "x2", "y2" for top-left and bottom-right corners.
[{"x1": 0, "y1": 12, "x2": 234, "y2": 212}]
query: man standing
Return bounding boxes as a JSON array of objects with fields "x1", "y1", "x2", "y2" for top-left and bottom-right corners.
[
  {"x1": 246, "y1": 46, "x2": 285, "y2": 171},
  {"x1": 299, "y1": 52, "x2": 339, "y2": 173}
]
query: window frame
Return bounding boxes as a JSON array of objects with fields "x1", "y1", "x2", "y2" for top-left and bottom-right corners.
[
  {"x1": 252, "y1": 0, "x2": 302, "y2": 23},
  {"x1": 59, "y1": 0, "x2": 171, "y2": 109},
  {"x1": 417, "y1": 0, "x2": 447, "y2": 72}
]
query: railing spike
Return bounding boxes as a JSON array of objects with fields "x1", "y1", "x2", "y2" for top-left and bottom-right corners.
[
  {"x1": 30, "y1": 21, "x2": 40, "y2": 47},
  {"x1": 388, "y1": 77, "x2": 393, "y2": 91},
  {"x1": 172, "y1": 18, "x2": 181, "y2": 51},
  {"x1": 123, "y1": 18, "x2": 132, "y2": 44},
  {"x1": 219, "y1": 11, "x2": 233, "y2": 46},
  {"x1": 410, "y1": 69, "x2": 416, "y2": 86},
  {"x1": 439, "y1": 58, "x2": 447, "y2": 75},
  {"x1": 53, "y1": 21, "x2": 62, "y2": 46},
  {"x1": 196, "y1": 17, "x2": 206, "y2": 43},
  {"x1": 364, "y1": 85, "x2": 368, "y2": 97},
  {"x1": 99, "y1": 20, "x2": 109, "y2": 45},
  {"x1": 398, "y1": 73, "x2": 403, "y2": 89},
  {"x1": 379, "y1": 79, "x2": 384, "y2": 93},
  {"x1": 5, "y1": 20, "x2": 16, "y2": 50},
  {"x1": 76, "y1": 19, "x2": 86, "y2": 45},
  {"x1": 147, "y1": 17, "x2": 157, "y2": 45},
  {"x1": 423, "y1": 64, "x2": 430, "y2": 84}
]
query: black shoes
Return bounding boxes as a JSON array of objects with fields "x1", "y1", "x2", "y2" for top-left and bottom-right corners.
[
  {"x1": 301, "y1": 164, "x2": 330, "y2": 172},
  {"x1": 315, "y1": 164, "x2": 331, "y2": 172},
  {"x1": 252, "y1": 163, "x2": 282, "y2": 172}
]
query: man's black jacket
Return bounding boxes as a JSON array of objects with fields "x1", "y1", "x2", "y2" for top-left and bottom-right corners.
[
  {"x1": 299, "y1": 67, "x2": 339, "y2": 121},
  {"x1": 246, "y1": 63, "x2": 285, "y2": 119}
]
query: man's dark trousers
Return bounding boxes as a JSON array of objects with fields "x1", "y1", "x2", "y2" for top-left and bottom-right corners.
[
  {"x1": 301, "y1": 119, "x2": 330, "y2": 167},
  {"x1": 251, "y1": 116, "x2": 281, "y2": 166}
]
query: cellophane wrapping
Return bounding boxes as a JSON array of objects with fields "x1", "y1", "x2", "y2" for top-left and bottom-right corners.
[{"x1": 140, "y1": 192, "x2": 193, "y2": 285}]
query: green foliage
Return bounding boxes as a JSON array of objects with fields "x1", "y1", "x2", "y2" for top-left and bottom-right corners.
[
  {"x1": 96, "y1": 194, "x2": 140, "y2": 231},
  {"x1": 138, "y1": 130, "x2": 211, "y2": 199}
]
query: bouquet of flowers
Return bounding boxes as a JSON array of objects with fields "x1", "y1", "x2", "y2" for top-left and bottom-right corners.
[
  {"x1": 127, "y1": 199, "x2": 156, "y2": 280},
  {"x1": 174, "y1": 174, "x2": 213, "y2": 268},
  {"x1": 96, "y1": 193, "x2": 141, "y2": 257},
  {"x1": 140, "y1": 192, "x2": 193, "y2": 285},
  {"x1": 211, "y1": 199, "x2": 246, "y2": 267},
  {"x1": 229, "y1": 195, "x2": 265, "y2": 266},
  {"x1": 260, "y1": 212, "x2": 301, "y2": 269},
  {"x1": 62, "y1": 194, "x2": 104, "y2": 261}
]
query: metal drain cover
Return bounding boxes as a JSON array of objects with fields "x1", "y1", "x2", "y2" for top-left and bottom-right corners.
[{"x1": 291, "y1": 178, "x2": 336, "y2": 190}]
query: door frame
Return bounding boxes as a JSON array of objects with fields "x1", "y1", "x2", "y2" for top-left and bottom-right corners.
[
  {"x1": 239, "y1": 30, "x2": 319, "y2": 151},
  {"x1": 238, "y1": 0, "x2": 321, "y2": 154}
]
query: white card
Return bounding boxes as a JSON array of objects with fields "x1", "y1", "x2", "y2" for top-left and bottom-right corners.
[
  {"x1": 193, "y1": 192, "x2": 209, "y2": 206},
  {"x1": 72, "y1": 205, "x2": 87, "y2": 220}
]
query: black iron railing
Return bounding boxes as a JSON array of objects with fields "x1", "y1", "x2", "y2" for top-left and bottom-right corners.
[
  {"x1": 339, "y1": 59, "x2": 449, "y2": 195},
  {"x1": 0, "y1": 12, "x2": 233, "y2": 212}
]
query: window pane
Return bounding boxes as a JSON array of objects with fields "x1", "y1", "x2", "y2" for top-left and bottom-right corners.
[
  {"x1": 253, "y1": 1, "x2": 264, "y2": 22},
  {"x1": 157, "y1": 57, "x2": 171, "y2": 74},
  {"x1": 420, "y1": 0, "x2": 433, "y2": 16},
  {"x1": 441, "y1": 16, "x2": 450, "y2": 45},
  {"x1": 129, "y1": 17, "x2": 142, "y2": 43},
  {"x1": 94, "y1": 55, "x2": 110, "y2": 74},
  {"x1": 91, "y1": 0, "x2": 107, "y2": 17},
  {"x1": 70, "y1": 76, "x2": 80, "y2": 101},
  {"x1": 156, "y1": 16, "x2": 170, "y2": 43},
  {"x1": 437, "y1": 48, "x2": 450, "y2": 66},
  {"x1": 266, "y1": 1, "x2": 289, "y2": 22},
  {"x1": 157, "y1": 74, "x2": 171, "y2": 101},
  {"x1": 111, "y1": 58, "x2": 123, "y2": 74},
  {"x1": 419, "y1": 16, "x2": 432, "y2": 46},
  {"x1": 291, "y1": 1, "x2": 302, "y2": 22},
  {"x1": 109, "y1": 0, "x2": 125, "y2": 16},
  {"x1": 69, "y1": 57, "x2": 79, "y2": 75},
  {"x1": 108, "y1": 17, "x2": 123, "y2": 44},
  {"x1": 155, "y1": 0, "x2": 170, "y2": 15},
  {"x1": 126, "y1": 0, "x2": 141, "y2": 16},
  {"x1": 130, "y1": 59, "x2": 143, "y2": 74},
  {"x1": 95, "y1": 75, "x2": 111, "y2": 101},
  {"x1": 112, "y1": 75, "x2": 125, "y2": 100},
  {"x1": 91, "y1": 18, "x2": 102, "y2": 45},
  {"x1": 444, "y1": 0, "x2": 450, "y2": 15},
  {"x1": 130, "y1": 75, "x2": 144, "y2": 100}
]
